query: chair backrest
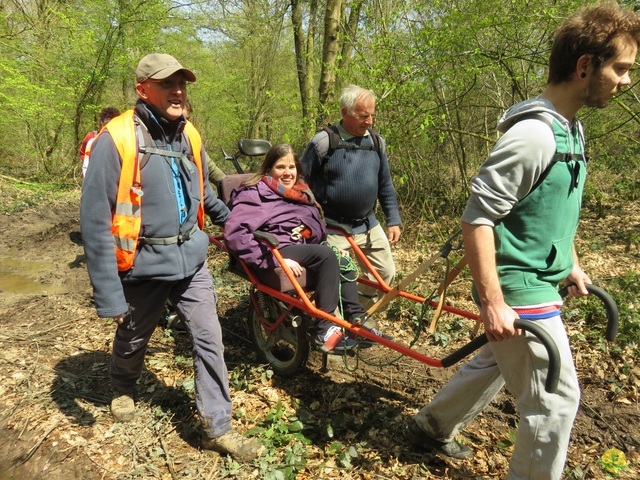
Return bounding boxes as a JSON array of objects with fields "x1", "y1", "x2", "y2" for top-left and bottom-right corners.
[{"x1": 219, "y1": 173, "x2": 254, "y2": 206}]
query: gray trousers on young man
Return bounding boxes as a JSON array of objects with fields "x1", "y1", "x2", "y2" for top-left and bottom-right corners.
[
  {"x1": 110, "y1": 263, "x2": 232, "y2": 439},
  {"x1": 414, "y1": 314, "x2": 580, "y2": 480}
]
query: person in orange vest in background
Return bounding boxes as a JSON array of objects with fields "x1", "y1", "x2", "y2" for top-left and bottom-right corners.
[
  {"x1": 79, "y1": 107, "x2": 120, "y2": 177},
  {"x1": 80, "y1": 53, "x2": 264, "y2": 463}
]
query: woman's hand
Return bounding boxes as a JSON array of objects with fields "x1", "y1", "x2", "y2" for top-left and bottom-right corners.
[{"x1": 283, "y1": 258, "x2": 303, "y2": 276}]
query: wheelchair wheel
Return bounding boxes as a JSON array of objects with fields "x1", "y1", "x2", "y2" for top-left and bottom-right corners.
[{"x1": 247, "y1": 290, "x2": 310, "y2": 376}]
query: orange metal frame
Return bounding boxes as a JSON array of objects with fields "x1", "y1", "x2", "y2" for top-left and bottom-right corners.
[{"x1": 210, "y1": 230, "x2": 477, "y2": 368}]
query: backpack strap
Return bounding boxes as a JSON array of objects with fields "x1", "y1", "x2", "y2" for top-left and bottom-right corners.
[
  {"x1": 323, "y1": 124, "x2": 342, "y2": 159},
  {"x1": 134, "y1": 119, "x2": 153, "y2": 170},
  {"x1": 322, "y1": 124, "x2": 382, "y2": 157},
  {"x1": 320, "y1": 125, "x2": 341, "y2": 203},
  {"x1": 514, "y1": 112, "x2": 586, "y2": 197},
  {"x1": 134, "y1": 119, "x2": 195, "y2": 174},
  {"x1": 368, "y1": 126, "x2": 382, "y2": 154}
]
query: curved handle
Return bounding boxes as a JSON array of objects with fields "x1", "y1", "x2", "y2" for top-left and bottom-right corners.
[
  {"x1": 253, "y1": 230, "x2": 280, "y2": 247},
  {"x1": 441, "y1": 319, "x2": 560, "y2": 394},
  {"x1": 558, "y1": 284, "x2": 618, "y2": 341}
]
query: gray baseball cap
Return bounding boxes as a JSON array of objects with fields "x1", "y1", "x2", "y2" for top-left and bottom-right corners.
[{"x1": 135, "y1": 53, "x2": 196, "y2": 83}]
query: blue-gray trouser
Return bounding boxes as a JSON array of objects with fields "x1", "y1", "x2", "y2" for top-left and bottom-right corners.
[
  {"x1": 111, "y1": 263, "x2": 232, "y2": 438},
  {"x1": 414, "y1": 314, "x2": 580, "y2": 480}
]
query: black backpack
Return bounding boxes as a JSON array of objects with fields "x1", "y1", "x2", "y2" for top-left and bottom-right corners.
[{"x1": 322, "y1": 124, "x2": 383, "y2": 161}]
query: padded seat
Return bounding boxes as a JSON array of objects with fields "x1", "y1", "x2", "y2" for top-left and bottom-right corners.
[{"x1": 256, "y1": 267, "x2": 315, "y2": 292}]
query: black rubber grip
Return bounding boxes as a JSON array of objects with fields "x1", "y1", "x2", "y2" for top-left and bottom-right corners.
[
  {"x1": 253, "y1": 230, "x2": 279, "y2": 247},
  {"x1": 558, "y1": 284, "x2": 619, "y2": 341},
  {"x1": 440, "y1": 319, "x2": 560, "y2": 394}
]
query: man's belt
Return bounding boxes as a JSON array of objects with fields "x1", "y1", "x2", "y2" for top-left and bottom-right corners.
[
  {"x1": 138, "y1": 223, "x2": 199, "y2": 246},
  {"x1": 324, "y1": 209, "x2": 373, "y2": 228}
]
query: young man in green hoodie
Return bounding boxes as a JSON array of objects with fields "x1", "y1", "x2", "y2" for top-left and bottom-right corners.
[{"x1": 407, "y1": 3, "x2": 640, "y2": 479}]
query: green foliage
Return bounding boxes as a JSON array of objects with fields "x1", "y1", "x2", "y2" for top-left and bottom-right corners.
[
  {"x1": 229, "y1": 363, "x2": 273, "y2": 391},
  {"x1": 248, "y1": 401, "x2": 311, "y2": 480},
  {"x1": 325, "y1": 441, "x2": 360, "y2": 468},
  {"x1": 0, "y1": 178, "x2": 77, "y2": 213},
  {"x1": 607, "y1": 272, "x2": 640, "y2": 358},
  {"x1": 497, "y1": 428, "x2": 518, "y2": 451},
  {"x1": 0, "y1": 0, "x2": 185, "y2": 182},
  {"x1": 2, "y1": 0, "x2": 640, "y2": 228}
]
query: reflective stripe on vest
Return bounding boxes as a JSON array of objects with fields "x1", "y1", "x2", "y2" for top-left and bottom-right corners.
[{"x1": 105, "y1": 109, "x2": 205, "y2": 271}]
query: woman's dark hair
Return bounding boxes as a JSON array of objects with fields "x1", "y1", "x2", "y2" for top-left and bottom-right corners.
[
  {"x1": 244, "y1": 143, "x2": 303, "y2": 186},
  {"x1": 99, "y1": 107, "x2": 121, "y2": 126},
  {"x1": 548, "y1": 1, "x2": 640, "y2": 84}
]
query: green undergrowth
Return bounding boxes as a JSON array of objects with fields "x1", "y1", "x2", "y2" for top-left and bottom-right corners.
[
  {"x1": 0, "y1": 177, "x2": 79, "y2": 214},
  {"x1": 224, "y1": 364, "x2": 368, "y2": 479},
  {"x1": 565, "y1": 271, "x2": 640, "y2": 361}
]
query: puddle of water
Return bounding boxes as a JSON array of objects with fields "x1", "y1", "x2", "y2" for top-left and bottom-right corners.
[
  {"x1": 0, "y1": 257, "x2": 67, "y2": 295},
  {"x1": 1, "y1": 256, "x2": 50, "y2": 272}
]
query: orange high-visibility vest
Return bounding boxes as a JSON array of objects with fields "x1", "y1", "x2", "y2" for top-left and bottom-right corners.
[{"x1": 105, "y1": 109, "x2": 205, "y2": 271}]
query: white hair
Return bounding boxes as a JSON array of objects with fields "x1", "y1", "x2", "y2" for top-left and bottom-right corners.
[{"x1": 339, "y1": 84, "x2": 376, "y2": 114}]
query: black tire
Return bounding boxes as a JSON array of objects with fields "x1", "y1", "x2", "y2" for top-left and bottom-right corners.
[{"x1": 247, "y1": 291, "x2": 310, "y2": 376}]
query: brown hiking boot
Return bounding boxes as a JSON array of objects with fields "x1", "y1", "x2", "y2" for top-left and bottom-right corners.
[
  {"x1": 202, "y1": 430, "x2": 264, "y2": 463},
  {"x1": 111, "y1": 392, "x2": 135, "y2": 422}
]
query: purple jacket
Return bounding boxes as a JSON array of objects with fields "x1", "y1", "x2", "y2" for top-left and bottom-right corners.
[{"x1": 224, "y1": 181, "x2": 326, "y2": 269}]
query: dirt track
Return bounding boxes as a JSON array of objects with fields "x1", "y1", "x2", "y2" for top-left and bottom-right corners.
[{"x1": 0, "y1": 191, "x2": 638, "y2": 479}]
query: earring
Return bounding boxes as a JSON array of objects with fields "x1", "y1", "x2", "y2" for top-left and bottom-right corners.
[{"x1": 580, "y1": 72, "x2": 586, "y2": 78}]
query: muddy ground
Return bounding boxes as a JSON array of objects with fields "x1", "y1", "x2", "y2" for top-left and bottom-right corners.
[{"x1": 0, "y1": 188, "x2": 638, "y2": 479}]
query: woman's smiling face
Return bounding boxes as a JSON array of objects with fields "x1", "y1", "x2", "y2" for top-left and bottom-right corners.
[{"x1": 269, "y1": 154, "x2": 297, "y2": 188}]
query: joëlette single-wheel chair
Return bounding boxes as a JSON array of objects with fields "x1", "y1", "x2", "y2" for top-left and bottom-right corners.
[{"x1": 209, "y1": 138, "x2": 619, "y2": 395}]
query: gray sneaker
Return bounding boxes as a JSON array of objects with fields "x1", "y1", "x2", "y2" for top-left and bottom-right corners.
[
  {"x1": 406, "y1": 420, "x2": 473, "y2": 460},
  {"x1": 202, "y1": 430, "x2": 265, "y2": 463},
  {"x1": 111, "y1": 392, "x2": 135, "y2": 422}
]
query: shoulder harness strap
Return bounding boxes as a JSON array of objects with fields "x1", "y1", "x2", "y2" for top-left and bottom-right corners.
[
  {"x1": 514, "y1": 112, "x2": 586, "y2": 196},
  {"x1": 134, "y1": 120, "x2": 195, "y2": 174},
  {"x1": 518, "y1": 112, "x2": 584, "y2": 164},
  {"x1": 322, "y1": 124, "x2": 382, "y2": 158}
]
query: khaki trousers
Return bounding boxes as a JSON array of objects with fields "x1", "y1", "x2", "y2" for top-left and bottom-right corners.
[{"x1": 326, "y1": 223, "x2": 396, "y2": 310}]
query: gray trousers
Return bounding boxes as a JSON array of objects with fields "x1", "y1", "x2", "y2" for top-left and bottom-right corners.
[
  {"x1": 111, "y1": 263, "x2": 232, "y2": 438},
  {"x1": 415, "y1": 314, "x2": 580, "y2": 480}
]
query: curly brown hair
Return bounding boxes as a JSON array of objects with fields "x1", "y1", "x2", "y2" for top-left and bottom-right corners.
[{"x1": 548, "y1": 1, "x2": 640, "y2": 84}]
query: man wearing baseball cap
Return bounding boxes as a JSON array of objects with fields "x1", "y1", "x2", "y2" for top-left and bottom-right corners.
[{"x1": 80, "y1": 53, "x2": 264, "y2": 462}]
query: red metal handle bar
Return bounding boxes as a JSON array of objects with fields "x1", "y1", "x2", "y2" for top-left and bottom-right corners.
[{"x1": 356, "y1": 276, "x2": 479, "y2": 321}]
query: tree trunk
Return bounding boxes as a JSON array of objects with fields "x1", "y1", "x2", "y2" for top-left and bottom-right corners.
[
  {"x1": 337, "y1": 0, "x2": 363, "y2": 78},
  {"x1": 291, "y1": 0, "x2": 319, "y2": 137},
  {"x1": 317, "y1": 0, "x2": 342, "y2": 129}
]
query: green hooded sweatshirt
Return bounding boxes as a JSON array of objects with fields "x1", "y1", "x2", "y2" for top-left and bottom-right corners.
[{"x1": 462, "y1": 98, "x2": 586, "y2": 306}]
